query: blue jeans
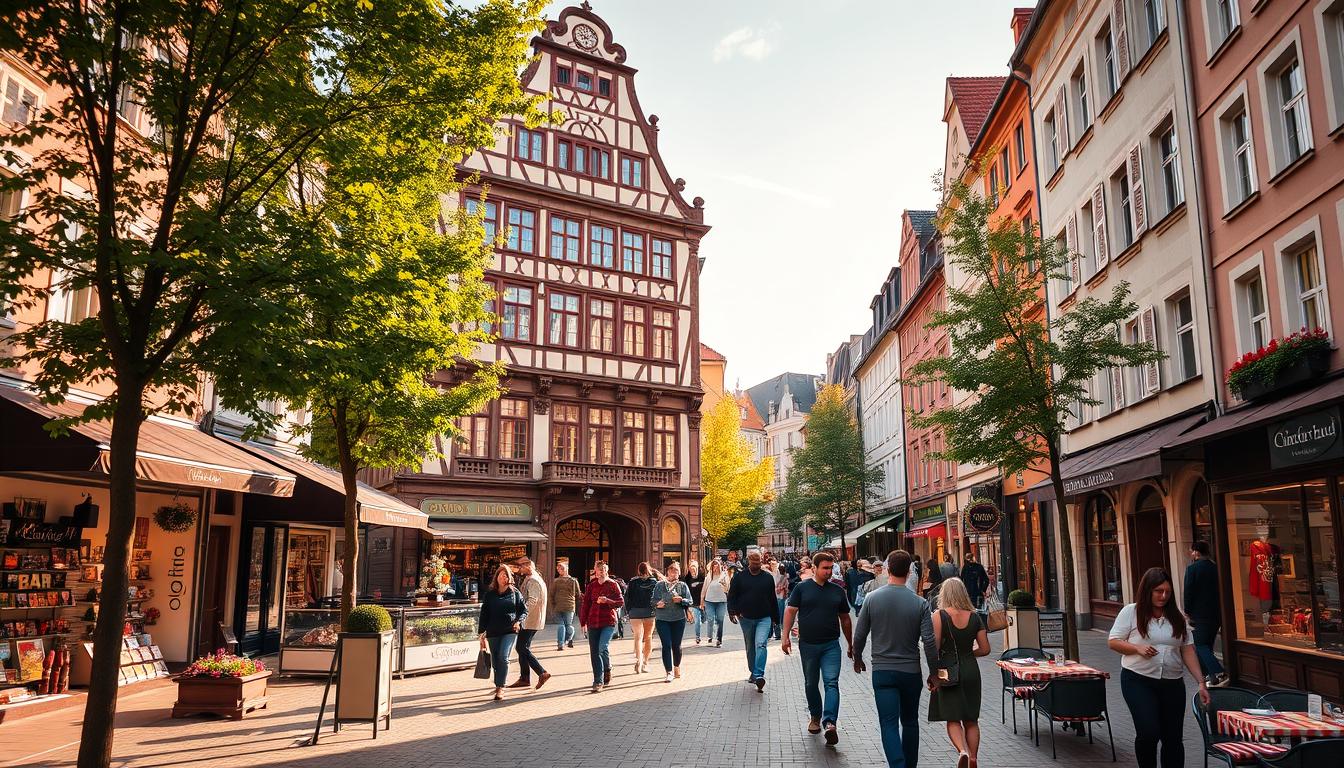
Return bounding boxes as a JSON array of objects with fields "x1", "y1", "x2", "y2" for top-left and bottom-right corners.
[
  {"x1": 1192, "y1": 622, "x2": 1224, "y2": 677},
  {"x1": 703, "y1": 602, "x2": 726, "y2": 643},
  {"x1": 799, "y1": 639, "x2": 842, "y2": 726},
  {"x1": 739, "y1": 616, "x2": 771, "y2": 680},
  {"x1": 689, "y1": 606, "x2": 704, "y2": 640},
  {"x1": 556, "y1": 611, "x2": 577, "y2": 647},
  {"x1": 656, "y1": 619, "x2": 686, "y2": 671},
  {"x1": 587, "y1": 625, "x2": 615, "y2": 686},
  {"x1": 873, "y1": 669, "x2": 924, "y2": 768},
  {"x1": 486, "y1": 633, "x2": 517, "y2": 688},
  {"x1": 773, "y1": 598, "x2": 786, "y2": 639}
]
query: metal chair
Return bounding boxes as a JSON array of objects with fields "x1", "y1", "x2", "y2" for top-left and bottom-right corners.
[
  {"x1": 999, "y1": 647, "x2": 1050, "y2": 734},
  {"x1": 1256, "y1": 738, "x2": 1344, "y2": 767},
  {"x1": 1194, "y1": 687, "x2": 1285, "y2": 768},
  {"x1": 1031, "y1": 674, "x2": 1115, "y2": 761},
  {"x1": 1256, "y1": 691, "x2": 1309, "y2": 712}
]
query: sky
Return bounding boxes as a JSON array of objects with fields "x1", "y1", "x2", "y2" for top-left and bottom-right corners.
[{"x1": 543, "y1": 0, "x2": 1028, "y2": 390}]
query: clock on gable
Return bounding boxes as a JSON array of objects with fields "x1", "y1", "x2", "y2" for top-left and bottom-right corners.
[{"x1": 572, "y1": 23, "x2": 599, "y2": 51}]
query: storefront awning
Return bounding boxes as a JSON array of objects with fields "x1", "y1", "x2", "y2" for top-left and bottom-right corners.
[
  {"x1": 1025, "y1": 412, "x2": 1207, "y2": 504},
  {"x1": 1166, "y1": 375, "x2": 1344, "y2": 449},
  {"x1": 0, "y1": 385, "x2": 295, "y2": 496},
  {"x1": 905, "y1": 519, "x2": 947, "y2": 539},
  {"x1": 822, "y1": 511, "x2": 903, "y2": 550},
  {"x1": 427, "y1": 520, "x2": 548, "y2": 542}
]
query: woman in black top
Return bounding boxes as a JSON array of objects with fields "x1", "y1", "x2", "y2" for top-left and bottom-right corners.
[
  {"x1": 477, "y1": 565, "x2": 527, "y2": 701},
  {"x1": 624, "y1": 562, "x2": 658, "y2": 673},
  {"x1": 685, "y1": 560, "x2": 706, "y2": 644}
]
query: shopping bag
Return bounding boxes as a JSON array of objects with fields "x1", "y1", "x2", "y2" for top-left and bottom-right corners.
[
  {"x1": 472, "y1": 648, "x2": 491, "y2": 680},
  {"x1": 983, "y1": 592, "x2": 1010, "y2": 632}
]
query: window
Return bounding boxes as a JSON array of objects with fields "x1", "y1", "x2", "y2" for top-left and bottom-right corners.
[
  {"x1": 1237, "y1": 269, "x2": 1271, "y2": 353},
  {"x1": 988, "y1": 165, "x2": 1000, "y2": 207},
  {"x1": 551, "y1": 403, "x2": 580, "y2": 462},
  {"x1": 455, "y1": 412, "x2": 489, "y2": 457},
  {"x1": 500, "y1": 285, "x2": 533, "y2": 341},
  {"x1": 1, "y1": 72, "x2": 39, "y2": 125},
  {"x1": 1143, "y1": 0, "x2": 1166, "y2": 49},
  {"x1": 557, "y1": 138, "x2": 611, "y2": 179},
  {"x1": 1125, "y1": 316, "x2": 1146, "y2": 396},
  {"x1": 1079, "y1": 199, "x2": 1098, "y2": 278},
  {"x1": 1287, "y1": 242, "x2": 1327, "y2": 331},
  {"x1": 1210, "y1": 0, "x2": 1240, "y2": 49},
  {"x1": 516, "y1": 127, "x2": 543, "y2": 162},
  {"x1": 64, "y1": 282, "x2": 99, "y2": 323},
  {"x1": 1084, "y1": 496, "x2": 1122, "y2": 603},
  {"x1": 652, "y1": 308, "x2": 674, "y2": 361},
  {"x1": 555, "y1": 66, "x2": 572, "y2": 87},
  {"x1": 651, "y1": 238, "x2": 673, "y2": 279},
  {"x1": 589, "y1": 146, "x2": 611, "y2": 179},
  {"x1": 577, "y1": 72, "x2": 593, "y2": 92},
  {"x1": 505, "y1": 207, "x2": 536, "y2": 253},
  {"x1": 1156, "y1": 121, "x2": 1184, "y2": 214},
  {"x1": 621, "y1": 411, "x2": 647, "y2": 466},
  {"x1": 661, "y1": 517, "x2": 683, "y2": 570},
  {"x1": 653, "y1": 413, "x2": 677, "y2": 468},
  {"x1": 549, "y1": 215, "x2": 581, "y2": 262},
  {"x1": 999, "y1": 147, "x2": 1011, "y2": 188},
  {"x1": 465, "y1": 199, "x2": 498, "y2": 246},
  {"x1": 589, "y1": 224, "x2": 615, "y2": 268},
  {"x1": 1221, "y1": 101, "x2": 1256, "y2": 206},
  {"x1": 1169, "y1": 289, "x2": 1199, "y2": 382},
  {"x1": 587, "y1": 407, "x2": 615, "y2": 464},
  {"x1": 1320, "y1": 1, "x2": 1344, "y2": 130},
  {"x1": 621, "y1": 230, "x2": 645, "y2": 273},
  {"x1": 1097, "y1": 22, "x2": 1119, "y2": 100},
  {"x1": 1279, "y1": 58, "x2": 1311, "y2": 164},
  {"x1": 620, "y1": 156, "x2": 644, "y2": 188},
  {"x1": 1072, "y1": 61, "x2": 1091, "y2": 132},
  {"x1": 622, "y1": 304, "x2": 646, "y2": 356},
  {"x1": 588, "y1": 298, "x2": 615, "y2": 352},
  {"x1": 598, "y1": 77, "x2": 612, "y2": 98},
  {"x1": 1044, "y1": 111, "x2": 1060, "y2": 172},
  {"x1": 498, "y1": 398, "x2": 529, "y2": 460},
  {"x1": 1014, "y1": 123, "x2": 1028, "y2": 173},
  {"x1": 547, "y1": 292, "x2": 581, "y2": 348},
  {"x1": 1112, "y1": 165, "x2": 1135, "y2": 249}
]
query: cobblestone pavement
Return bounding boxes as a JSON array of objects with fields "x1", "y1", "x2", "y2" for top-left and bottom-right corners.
[{"x1": 6, "y1": 627, "x2": 1202, "y2": 768}]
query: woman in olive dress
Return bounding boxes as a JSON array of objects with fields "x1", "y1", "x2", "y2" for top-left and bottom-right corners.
[{"x1": 928, "y1": 577, "x2": 992, "y2": 768}]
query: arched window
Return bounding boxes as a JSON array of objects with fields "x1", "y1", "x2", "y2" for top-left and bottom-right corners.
[
  {"x1": 1084, "y1": 495, "x2": 1121, "y2": 603},
  {"x1": 661, "y1": 517, "x2": 684, "y2": 569}
]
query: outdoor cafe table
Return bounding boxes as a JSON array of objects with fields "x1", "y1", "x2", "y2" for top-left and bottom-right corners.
[
  {"x1": 995, "y1": 659, "x2": 1112, "y2": 682},
  {"x1": 1217, "y1": 710, "x2": 1344, "y2": 742}
]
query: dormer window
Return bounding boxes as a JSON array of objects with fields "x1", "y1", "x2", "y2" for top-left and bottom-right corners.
[{"x1": 577, "y1": 72, "x2": 593, "y2": 91}]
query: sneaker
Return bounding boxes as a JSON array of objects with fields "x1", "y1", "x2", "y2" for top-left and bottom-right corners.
[
  {"x1": 807, "y1": 717, "x2": 821, "y2": 734},
  {"x1": 591, "y1": 683, "x2": 603, "y2": 693},
  {"x1": 755, "y1": 677, "x2": 766, "y2": 692},
  {"x1": 665, "y1": 672, "x2": 674, "y2": 683},
  {"x1": 716, "y1": 640, "x2": 722, "y2": 647},
  {"x1": 824, "y1": 724, "x2": 838, "y2": 746},
  {"x1": 695, "y1": 638, "x2": 701, "y2": 644},
  {"x1": 557, "y1": 646, "x2": 565, "y2": 652},
  {"x1": 1209, "y1": 673, "x2": 1231, "y2": 688}
]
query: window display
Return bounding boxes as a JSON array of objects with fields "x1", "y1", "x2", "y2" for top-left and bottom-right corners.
[
  {"x1": 285, "y1": 532, "x2": 328, "y2": 609},
  {"x1": 1084, "y1": 496, "x2": 1121, "y2": 604}
]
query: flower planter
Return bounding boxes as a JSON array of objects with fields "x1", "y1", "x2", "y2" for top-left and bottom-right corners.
[
  {"x1": 1238, "y1": 347, "x2": 1331, "y2": 401},
  {"x1": 172, "y1": 670, "x2": 271, "y2": 720}
]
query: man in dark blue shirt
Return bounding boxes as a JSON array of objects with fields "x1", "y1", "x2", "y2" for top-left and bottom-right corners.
[
  {"x1": 1184, "y1": 540, "x2": 1228, "y2": 687},
  {"x1": 781, "y1": 552, "x2": 853, "y2": 747},
  {"x1": 728, "y1": 551, "x2": 781, "y2": 691}
]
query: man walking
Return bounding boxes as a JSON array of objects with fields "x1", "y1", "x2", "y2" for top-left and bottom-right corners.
[
  {"x1": 727, "y1": 550, "x2": 780, "y2": 691},
  {"x1": 509, "y1": 558, "x2": 551, "y2": 690},
  {"x1": 552, "y1": 560, "x2": 581, "y2": 650},
  {"x1": 959, "y1": 554, "x2": 990, "y2": 610},
  {"x1": 781, "y1": 552, "x2": 853, "y2": 746},
  {"x1": 854, "y1": 550, "x2": 938, "y2": 768},
  {"x1": 846, "y1": 559, "x2": 875, "y2": 606},
  {"x1": 1185, "y1": 540, "x2": 1229, "y2": 687}
]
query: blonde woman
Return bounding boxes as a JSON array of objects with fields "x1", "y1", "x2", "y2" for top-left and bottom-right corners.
[
  {"x1": 701, "y1": 559, "x2": 730, "y2": 647},
  {"x1": 928, "y1": 577, "x2": 991, "y2": 768},
  {"x1": 476, "y1": 565, "x2": 527, "y2": 701}
]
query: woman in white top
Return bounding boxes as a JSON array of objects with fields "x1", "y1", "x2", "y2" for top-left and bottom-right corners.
[
  {"x1": 701, "y1": 559, "x2": 730, "y2": 647},
  {"x1": 1108, "y1": 567, "x2": 1210, "y2": 768}
]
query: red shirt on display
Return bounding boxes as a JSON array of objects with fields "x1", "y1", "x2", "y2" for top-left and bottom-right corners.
[{"x1": 1248, "y1": 539, "x2": 1274, "y2": 601}]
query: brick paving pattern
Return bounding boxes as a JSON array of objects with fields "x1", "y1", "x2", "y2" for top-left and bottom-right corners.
[{"x1": 4, "y1": 628, "x2": 1203, "y2": 767}]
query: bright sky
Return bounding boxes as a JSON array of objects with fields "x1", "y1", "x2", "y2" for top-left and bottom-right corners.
[{"x1": 553, "y1": 0, "x2": 1028, "y2": 389}]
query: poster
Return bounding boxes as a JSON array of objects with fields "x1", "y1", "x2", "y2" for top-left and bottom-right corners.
[
  {"x1": 133, "y1": 517, "x2": 150, "y2": 549},
  {"x1": 15, "y1": 638, "x2": 45, "y2": 682}
]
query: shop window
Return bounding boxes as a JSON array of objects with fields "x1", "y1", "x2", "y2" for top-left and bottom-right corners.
[
  {"x1": 498, "y1": 398, "x2": 529, "y2": 460},
  {"x1": 1226, "y1": 481, "x2": 1342, "y2": 653},
  {"x1": 662, "y1": 516, "x2": 684, "y2": 569},
  {"x1": 1084, "y1": 495, "x2": 1122, "y2": 603}
]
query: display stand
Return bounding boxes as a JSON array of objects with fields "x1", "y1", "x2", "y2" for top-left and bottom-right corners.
[{"x1": 1, "y1": 541, "x2": 80, "y2": 701}]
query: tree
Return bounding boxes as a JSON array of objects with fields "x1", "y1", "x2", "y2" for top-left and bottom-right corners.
[
  {"x1": 788, "y1": 384, "x2": 883, "y2": 555},
  {"x1": 769, "y1": 474, "x2": 809, "y2": 550},
  {"x1": 904, "y1": 171, "x2": 1163, "y2": 660},
  {"x1": 720, "y1": 501, "x2": 767, "y2": 552},
  {"x1": 0, "y1": 2, "x2": 545, "y2": 765},
  {"x1": 700, "y1": 397, "x2": 774, "y2": 545}
]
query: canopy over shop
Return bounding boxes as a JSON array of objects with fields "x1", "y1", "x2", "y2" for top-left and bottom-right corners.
[{"x1": 822, "y1": 511, "x2": 903, "y2": 555}]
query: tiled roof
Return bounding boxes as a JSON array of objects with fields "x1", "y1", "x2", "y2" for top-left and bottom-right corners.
[
  {"x1": 700, "y1": 343, "x2": 727, "y2": 362},
  {"x1": 736, "y1": 393, "x2": 765, "y2": 431},
  {"x1": 948, "y1": 76, "x2": 1008, "y2": 146},
  {"x1": 906, "y1": 209, "x2": 938, "y2": 248},
  {"x1": 745, "y1": 372, "x2": 821, "y2": 424}
]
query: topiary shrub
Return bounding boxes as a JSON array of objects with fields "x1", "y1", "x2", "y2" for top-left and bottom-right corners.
[
  {"x1": 1007, "y1": 589, "x2": 1036, "y2": 608},
  {"x1": 346, "y1": 604, "x2": 393, "y2": 633}
]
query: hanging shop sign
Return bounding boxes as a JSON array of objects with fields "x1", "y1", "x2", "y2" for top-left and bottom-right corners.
[
  {"x1": 419, "y1": 498, "x2": 532, "y2": 522},
  {"x1": 965, "y1": 499, "x2": 1003, "y2": 533},
  {"x1": 1268, "y1": 408, "x2": 1343, "y2": 469}
]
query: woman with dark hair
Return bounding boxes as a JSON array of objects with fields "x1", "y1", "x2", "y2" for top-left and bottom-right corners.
[
  {"x1": 477, "y1": 565, "x2": 527, "y2": 701},
  {"x1": 652, "y1": 561, "x2": 693, "y2": 681},
  {"x1": 624, "y1": 561, "x2": 658, "y2": 673},
  {"x1": 1109, "y1": 567, "x2": 1210, "y2": 768}
]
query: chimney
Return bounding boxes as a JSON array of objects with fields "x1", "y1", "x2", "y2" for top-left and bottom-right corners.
[{"x1": 1012, "y1": 7, "x2": 1034, "y2": 44}]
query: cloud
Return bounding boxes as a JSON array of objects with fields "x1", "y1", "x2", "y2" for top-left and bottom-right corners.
[
  {"x1": 713, "y1": 26, "x2": 777, "y2": 63},
  {"x1": 709, "y1": 171, "x2": 833, "y2": 209}
]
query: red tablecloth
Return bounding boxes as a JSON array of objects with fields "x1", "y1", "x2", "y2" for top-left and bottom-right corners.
[
  {"x1": 1217, "y1": 710, "x2": 1344, "y2": 741},
  {"x1": 994, "y1": 660, "x2": 1110, "y2": 682}
]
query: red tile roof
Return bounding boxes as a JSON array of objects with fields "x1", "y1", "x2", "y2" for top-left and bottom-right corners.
[
  {"x1": 736, "y1": 393, "x2": 765, "y2": 431},
  {"x1": 700, "y1": 343, "x2": 727, "y2": 362},
  {"x1": 948, "y1": 76, "x2": 1008, "y2": 146}
]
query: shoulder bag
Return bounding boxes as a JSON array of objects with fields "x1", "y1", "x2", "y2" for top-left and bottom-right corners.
[
  {"x1": 983, "y1": 591, "x2": 1010, "y2": 632},
  {"x1": 935, "y1": 609, "x2": 961, "y2": 688}
]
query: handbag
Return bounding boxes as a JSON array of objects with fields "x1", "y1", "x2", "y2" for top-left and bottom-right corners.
[
  {"x1": 983, "y1": 592, "x2": 1010, "y2": 632},
  {"x1": 935, "y1": 609, "x2": 961, "y2": 688},
  {"x1": 472, "y1": 648, "x2": 491, "y2": 680}
]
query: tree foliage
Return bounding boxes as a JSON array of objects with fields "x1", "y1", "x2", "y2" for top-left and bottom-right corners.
[
  {"x1": 788, "y1": 384, "x2": 883, "y2": 553},
  {"x1": 903, "y1": 169, "x2": 1163, "y2": 658},
  {"x1": 720, "y1": 501, "x2": 767, "y2": 552},
  {"x1": 699, "y1": 397, "x2": 774, "y2": 543},
  {"x1": 768, "y1": 473, "x2": 809, "y2": 548}
]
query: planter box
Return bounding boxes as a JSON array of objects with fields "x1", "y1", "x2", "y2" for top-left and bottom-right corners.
[
  {"x1": 1238, "y1": 348, "x2": 1331, "y2": 401},
  {"x1": 171, "y1": 670, "x2": 270, "y2": 720}
]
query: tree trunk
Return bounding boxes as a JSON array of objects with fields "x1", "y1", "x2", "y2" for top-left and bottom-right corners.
[
  {"x1": 1046, "y1": 440, "x2": 1081, "y2": 661},
  {"x1": 332, "y1": 401, "x2": 359, "y2": 626},
  {"x1": 836, "y1": 503, "x2": 847, "y2": 559},
  {"x1": 77, "y1": 388, "x2": 145, "y2": 768}
]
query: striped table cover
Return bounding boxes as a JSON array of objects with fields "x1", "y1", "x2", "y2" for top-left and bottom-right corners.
[
  {"x1": 1217, "y1": 710, "x2": 1344, "y2": 741},
  {"x1": 994, "y1": 660, "x2": 1111, "y2": 682}
]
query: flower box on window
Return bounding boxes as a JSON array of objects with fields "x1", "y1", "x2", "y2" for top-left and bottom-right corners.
[{"x1": 1226, "y1": 328, "x2": 1332, "y2": 401}]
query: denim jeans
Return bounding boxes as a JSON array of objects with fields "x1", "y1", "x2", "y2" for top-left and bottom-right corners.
[
  {"x1": 703, "y1": 601, "x2": 726, "y2": 643},
  {"x1": 799, "y1": 639, "x2": 842, "y2": 726},
  {"x1": 515, "y1": 628, "x2": 545, "y2": 680},
  {"x1": 655, "y1": 619, "x2": 686, "y2": 671},
  {"x1": 773, "y1": 598, "x2": 786, "y2": 639},
  {"x1": 739, "y1": 616, "x2": 771, "y2": 680},
  {"x1": 486, "y1": 633, "x2": 517, "y2": 688},
  {"x1": 1192, "y1": 622, "x2": 1224, "y2": 677},
  {"x1": 587, "y1": 625, "x2": 616, "y2": 686},
  {"x1": 1121, "y1": 668, "x2": 1187, "y2": 768},
  {"x1": 873, "y1": 669, "x2": 924, "y2": 768},
  {"x1": 688, "y1": 606, "x2": 704, "y2": 640},
  {"x1": 556, "y1": 611, "x2": 577, "y2": 647}
]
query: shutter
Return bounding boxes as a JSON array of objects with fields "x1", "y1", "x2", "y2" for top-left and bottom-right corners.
[
  {"x1": 1093, "y1": 183, "x2": 1109, "y2": 268},
  {"x1": 1066, "y1": 213, "x2": 1081, "y2": 290},
  {"x1": 1110, "y1": 327, "x2": 1126, "y2": 408},
  {"x1": 1128, "y1": 143, "x2": 1147, "y2": 235},
  {"x1": 1140, "y1": 305, "x2": 1160, "y2": 394},
  {"x1": 1055, "y1": 85, "x2": 1071, "y2": 149},
  {"x1": 1114, "y1": 0, "x2": 1132, "y2": 80}
]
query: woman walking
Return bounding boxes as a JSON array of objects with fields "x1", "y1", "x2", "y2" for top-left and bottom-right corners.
[
  {"x1": 1109, "y1": 567, "x2": 1210, "y2": 768},
  {"x1": 928, "y1": 577, "x2": 991, "y2": 768},
  {"x1": 686, "y1": 560, "x2": 706, "y2": 644},
  {"x1": 477, "y1": 565, "x2": 527, "y2": 701},
  {"x1": 579, "y1": 561, "x2": 624, "y2": 693},
  {"x1": 624, "y1": 562, "x2": 658, "y2": 672},
  {"x1": 652, "y1": 561, "x2": 693, "y2": 681},
  {"x1": 701, "y1": 559, "x2": 730, "y2": 647}
]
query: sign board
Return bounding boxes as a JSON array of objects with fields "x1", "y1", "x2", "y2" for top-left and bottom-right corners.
[
  {"x1": 0, "y1": 518, "x2": 81, "y2": 547},
  {"x1": 912, "y1": 504, "x2": 945, "y2": 523},
  {"x1": 1269, "y1": 408, "x2": 1343, "y2": 469},
  {"x1": 420, "y1": 498, "x2": 532, "y2": 522},
  {"x1": 806, "y1": 535, "x2": 822, "y2": 553},
  {"x1": 1038, "y1": 611, "x2": 1066, "y2": 657},
  {"x1": 965, "y1": 502, "x2": 1002, "y2": 533}
]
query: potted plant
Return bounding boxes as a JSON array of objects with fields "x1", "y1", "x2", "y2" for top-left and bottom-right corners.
[
  {"x1": 153, "y1": 501, "x2": 196, "y2": 533},
  {"x1": 336, "y1": 605, "x2": 395, "y2": 735},
  {"x1": 172, "y1": 651, "x2": 270, "y2": 720},
  {"x1": 418, "y1": 554, "x2": 449, "y2": 602},
  {"x1": 1005, "y1": 589, "x2": 1040, "y2": 650},
  {"x1": 1226, "y1": 328, "x2": 1332, "y2": 401}
]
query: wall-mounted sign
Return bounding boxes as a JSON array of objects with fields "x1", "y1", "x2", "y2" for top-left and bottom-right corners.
[
  {"x1": 1269, "y1": 408, "x2": 1343, "y2": 469},
  {"x1": 420, "y1": 498, "x2": 532, "y2": 522},
  {"x1": 965, "y1": 501, "x2": 1002, "y2": 533},
  {"x1": 0, "y1": 518, "x2": 82, "y2": 547}
]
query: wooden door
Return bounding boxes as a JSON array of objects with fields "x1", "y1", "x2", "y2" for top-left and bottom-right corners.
[{"x1": 195, "y1": 525, "x2": 232, "y2": 657}]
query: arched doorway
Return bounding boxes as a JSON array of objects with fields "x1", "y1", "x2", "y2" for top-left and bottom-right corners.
[
  {"x1": 1130, "y1": 486, "x2": 1171, "y2": 581},
  {"x1": 554, "y1": 511, "x2": 645, "y2": 581}
]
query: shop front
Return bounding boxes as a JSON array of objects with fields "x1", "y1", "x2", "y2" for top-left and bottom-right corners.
[
  {"x1": 821, "y1": 511, "x2": 904, "y2": 560},
  {"x1": 906, "y1": 503, "x2": 949, "y2": 573},
  {"x1": 962, "y1": 496, "x2": 1006, "y2": 600}
]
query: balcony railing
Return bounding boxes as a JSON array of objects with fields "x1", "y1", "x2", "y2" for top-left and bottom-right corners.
[
  {"x1": 453, "y1": 458, "x2": 533, "y2": 478},
  {"x1": 541, "y1": 461, "x2": 677, "y2": 487}
]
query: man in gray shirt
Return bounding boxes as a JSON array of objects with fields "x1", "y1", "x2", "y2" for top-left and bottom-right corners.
[{"x1": 853, "y1": 549, "x2": 937, "y2": 768}]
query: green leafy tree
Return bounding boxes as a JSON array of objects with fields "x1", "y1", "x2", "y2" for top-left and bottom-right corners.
[
  {"x1": 700, "y1": 397, "x2": 774, "y2": 545},
  {"x1": 0, "y1": 2, "x2": 545, "y2": 765},
  {"x1": 904, "y1": 172, "x2": 1163, "y2": 660},
  {"x1": 769, "y1": 474, "x2": 809, "y2": 550},
  {"x1": 720, "y1": 501, "x2": 767, "y2": 552},
  {"x1": 789, "y1": 384, "x2": 883, "y2": 554}
]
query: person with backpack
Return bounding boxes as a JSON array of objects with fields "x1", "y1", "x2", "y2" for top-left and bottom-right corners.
[{"x1": 624, "y1": 562, "x2": 658, "y2": 673}]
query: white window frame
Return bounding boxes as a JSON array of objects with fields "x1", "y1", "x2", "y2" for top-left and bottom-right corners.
[
  {"x1": 1257, "y1": 30, "x2": 1314, "y2": 177},
  {"x1": 1273, "y1": 216, "x2": 1332, "y2": 338},
  {"x1": 1072, "y1": 59, "x2": 1091, "y2": 133},
  {"x1": 1166, "y1": 286, "x2": 1200, "y2": 383},
  {"x1": 1143, "y1": 0, "x2": 1167, "y2": 50},
  {"x1": 1213, "y1": 83, "x2": 1258, "y2": 212},
  {"x1": 1154, "y1": 118, "x2": 1185, "y2": 215},
  {"x1": 1205, "y1": 0, "x2": 1241, "y2": 56},
  {"x1": 1045, "y1": 110, "x2": 1060, "y2": 173},
  {"x1": 0, "y1": 66, "x2": 42, "y2": 126},
  {"x1": 1112, "y1": 163, "x2": 1135, "y2": 249},
  {"x1": 1097, "y1": 21, "x2": 1120, "y2": 101},
  {"x1": 1229, "y1": 255, "x2": 1272, "y2": 355},
  {"x1": 1315, "y1": 0, "x2": 1344, "y2": 132}
]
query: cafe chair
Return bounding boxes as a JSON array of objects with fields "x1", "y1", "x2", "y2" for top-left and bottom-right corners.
[
  {"x1": 1255, "y1": 691, "x2": 1309, "y2": 712},
  {"x1": 1255, "y1": 737, "x2": 1344, "y2": 768},
  {"x1": 999, "y1": 647, "x2": 1050, "y2": 734},
  {"x1": 1030, "y1": 674, "x2": 1115, "y2": 761},
  {"x1": 1195, "y1": 688, "x2": 1286, "y2": 768}
]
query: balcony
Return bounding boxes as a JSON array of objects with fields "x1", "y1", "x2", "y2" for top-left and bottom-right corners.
[
  {"x1": 540, "y1": 461, "x2": 677, "y2": 488},
  {"x1": 453, "y1": 458, "x2": 532, "y2": 478}
]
